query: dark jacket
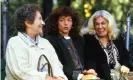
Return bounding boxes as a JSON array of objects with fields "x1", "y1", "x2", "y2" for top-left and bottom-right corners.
[
  {"x1": 83, "y1": 34, "x2": 130, "y2": 80},
  {"x1": 46, "y1": 35, "x2": 84, "y2": 80}
]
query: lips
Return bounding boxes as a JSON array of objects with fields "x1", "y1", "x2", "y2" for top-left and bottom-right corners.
[
  {"x1": 97, "y1": 29, "x2": 105, "y2": 34},
  {"x1": 63, "y1": 27, "x2": 69, "y2": 30}
]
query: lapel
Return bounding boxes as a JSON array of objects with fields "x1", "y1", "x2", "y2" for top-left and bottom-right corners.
[
  {"x1": 57, "y1": 36, "x2": 75, "y2": 68},
  {"x1": 92, "y1": 35, "x2": 108, "y2": 63},
  {"x1": 72, "y1": 38, "x2": 84, "y2": 65}
]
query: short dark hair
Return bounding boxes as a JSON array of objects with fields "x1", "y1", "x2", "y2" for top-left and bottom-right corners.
[
  {"x1": 46, "y1": 6, "x2": 81, "y2": 38},
  {"x1": 11, "y1": 3, "x2": 40, "y2": 32}
]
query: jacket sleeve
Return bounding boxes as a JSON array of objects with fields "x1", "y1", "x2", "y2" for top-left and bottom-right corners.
[
  {"x1": 83, "y1": 34, "x2": 96, "y2": 70},
  {"x1": 6, "y1": 42, "x2": 47, "y2": 80},
  {"x1": 48, "y1": 42, "x2": 68, "y2": 80}
]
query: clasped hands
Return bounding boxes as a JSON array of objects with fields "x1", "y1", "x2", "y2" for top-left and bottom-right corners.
[
  {"x1": 81, "y1": 69, "x2": 99, "y2": 80},
  {"x1": 81, "y1": 65, "x2": 130, "y2": 80},
  {"x1": 46, "y1": 76, "x2": 65, "y2": 80},
  {"x1": 120, "y1": 65, "x2": 130, "y2": 74}
]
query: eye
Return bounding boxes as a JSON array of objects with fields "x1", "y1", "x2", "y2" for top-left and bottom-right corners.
[
  {"x1": 59, "y1": 19, "x2": 63, "y2": 22},
  {"x1": 95, "y1": 22, "x2": 99, "y2": 26},
  {"x1": 101, "y1": 22, "x2": 106, "y2": 25},
  {"x1": 68, "y1": 19, "x2": 72, "y2": 22}
]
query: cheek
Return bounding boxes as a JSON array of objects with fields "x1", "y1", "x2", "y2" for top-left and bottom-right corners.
[
  {"x1": 58, "y1": 24, "x2": 63, "y2": 30},
  {"x1": 94, "y1": 27, "x2": 98, "y2": 32},
  {"x1": 58, "y1": 22, "x2": 63, "y2": 28},
  {"x1": 104, "y1": 26, "x2": 108, "y2": 33},
  {"x1": 69, "y1": 22, "x2": 73, "y2": 27},
  {"x1": 67, "y1": 22, "x2": 73, "y2": 29}
]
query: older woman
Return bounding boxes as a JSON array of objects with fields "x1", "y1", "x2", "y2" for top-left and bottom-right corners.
[
  {"x1": 5, "y1": 4, "x2": 67, "y2": 80},
  {"x1": 83, "y1": 10, "x2": 130, "y2": 80}
]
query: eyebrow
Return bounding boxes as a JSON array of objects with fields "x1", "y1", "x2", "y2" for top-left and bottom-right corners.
[
  {"x1": 95, "y1": 20, "x2": 107, "y2": 23},
  {"x1": 59, "y1": 16, "x2": 72, "y2": 19}
]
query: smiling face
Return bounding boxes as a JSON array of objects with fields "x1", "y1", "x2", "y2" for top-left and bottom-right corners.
[
  {"x1": 25, "y1": 11, "x2": 45, "y2": 36},
  {"x1": 58, "y1": 16, "x2": 73, "y2": 36},
  {"x1": 94, "y1": 17, "x2": 109, "y2": 38}
]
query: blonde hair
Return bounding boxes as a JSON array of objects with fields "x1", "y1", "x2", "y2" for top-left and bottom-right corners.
[{"x1": 88, "y1": 10, "x2": 120, "y2": 40}]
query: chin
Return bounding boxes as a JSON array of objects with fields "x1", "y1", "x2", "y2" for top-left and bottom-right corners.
[
  {"x1": 97, "y1": 32, "x2": 107, "y2": 37},
  {"x1": 97, "y1": 34, "x2": 107, "y2": 37},
  {"x1": 63, "y1": 31, "x2": 69, "y2": 34},
  {"x1": 35, "y1": 33, "x2": 40, "y2": 36}
]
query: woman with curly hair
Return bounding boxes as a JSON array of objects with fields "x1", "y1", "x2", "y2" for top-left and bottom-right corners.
[{"x1": 45, "y1": 7, "x2": 97, "y2": 80}]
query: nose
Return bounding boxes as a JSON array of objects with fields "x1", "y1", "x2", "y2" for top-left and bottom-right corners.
[
  {"x1": 99, "y1": 24, "x2": 102, "y2": 28},
  {"x1": 41, "y1": 20, "x2": 45, "y2": 26},
  {"x1": 64, "y1": 20, "x2": 68, "y2": 25}
]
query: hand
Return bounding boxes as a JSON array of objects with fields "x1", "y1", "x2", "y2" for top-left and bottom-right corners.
[
  {"x1": 53, "y1": 76, "x2": 65, "y2": 80},
  {"x1": 81, "y1": 74, "x2": 99, "y2": 80},
  {"x1": 45, "y1": 75, "x2": 54, "y2": 80},
  {"x1": 120, "y1": 65, "x2": 130, "y2": 74},
  {"x1": 82, "y1": 69, "x2": 97, "y2": 76}
]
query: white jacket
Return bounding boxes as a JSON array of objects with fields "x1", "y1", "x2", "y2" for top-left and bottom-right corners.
[{"x1": 5, "y1": 32, "x2": 67, "y2": 80}]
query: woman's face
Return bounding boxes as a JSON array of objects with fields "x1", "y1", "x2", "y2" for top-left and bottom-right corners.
[
  {"x1": 94, "y1": 17, "x2": 108, "y2": 38},
  {"x1": 58, "y1": 16, "x2": 73, "y2": 36}
]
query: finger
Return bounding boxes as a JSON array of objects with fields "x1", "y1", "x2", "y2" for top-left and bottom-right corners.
[
  {"x1": 82, "y1": 70, "x2": 87, "y2": 74},
  {"x1": 121, "y1": 68, "x2": 129, "y2": 74},
  {"x1": 87, "y1": 69, "x2": 97, "y2": 75}
]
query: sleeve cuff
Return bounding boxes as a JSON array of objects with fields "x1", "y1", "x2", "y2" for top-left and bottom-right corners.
[
  {"x1": 77, "y1": 74, "x2": 84, "y2": 80},
  {"x1": 38, "y1": 72, "x2": 48, "y2": 80}
]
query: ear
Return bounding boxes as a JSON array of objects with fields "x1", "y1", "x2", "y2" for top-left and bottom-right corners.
[{"x1": 24, "y1": 20, "x2": 32, "y2": 28}]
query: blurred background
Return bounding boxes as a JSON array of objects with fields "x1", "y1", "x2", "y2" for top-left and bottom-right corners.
[{"x1": 1, "y1": 0, "x2": 133, "y2": 76}]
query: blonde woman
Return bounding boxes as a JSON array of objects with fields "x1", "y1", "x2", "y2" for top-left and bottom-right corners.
[{"x1": 83, "y1": 10, "x2": 130, "y2": 80}]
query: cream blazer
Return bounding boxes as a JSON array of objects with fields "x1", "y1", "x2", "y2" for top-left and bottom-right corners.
[{"x1": 5, "y1": 32, "x2": 67, "y2": 80}]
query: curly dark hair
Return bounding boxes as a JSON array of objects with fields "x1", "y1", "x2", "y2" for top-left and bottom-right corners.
[
  {"x1": 11, "y1": 3, "x2": 40, "y2": 32},
  {"x1": 45, "y1": 6, "x2": 81, "y2": 38}
]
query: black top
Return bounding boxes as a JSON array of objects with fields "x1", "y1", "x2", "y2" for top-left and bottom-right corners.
[
  {"x1": 83, "y1": 34, "x2": 130, "y2": 80},
  {"x1": 46, "y1": 35, "x2": 84, "y2": 80}
]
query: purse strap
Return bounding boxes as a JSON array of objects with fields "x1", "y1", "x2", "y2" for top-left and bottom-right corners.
[{"x1": 37, "y1": 54, "x2": 53, "y2": 77}]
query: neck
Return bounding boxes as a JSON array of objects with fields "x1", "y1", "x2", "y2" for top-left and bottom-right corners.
[
  {"x1": 59, "y1": 32, "x2": 69, "y2": 37},
  {"x1": 25, "y1": 30, "x2": 36, "y2": 40},
  {"x1": 98, "y1": 36, "x2": 109, "y2": 47}
]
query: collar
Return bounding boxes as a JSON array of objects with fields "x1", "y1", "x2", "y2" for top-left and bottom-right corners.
[
  {"x1": 23, "y1": 33, "x2": 38, "y2": 46},
  {"x1": 94, "y1": 35, "x2": 113, "y2": 48},
  {"x1": 58, "y1": 35, "x2": 64, "y2": 39},
  {"x1": 18, "y1": 32, "x2": 44, "y2": 48},
  {"x1": 58, "y1": 34, "x2": 71, "y2": 39}
]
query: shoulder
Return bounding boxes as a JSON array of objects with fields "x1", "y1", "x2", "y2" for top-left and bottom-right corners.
[
  {"x1": 6, "y1": 36, "x2": 27, "y2": 51},
  {"x1": 45, "y1": 35, "x2": 59, "y2": 44},
  {"x1": 45, "y1": 35, "x2": 58, "y2": 41},
  {"x1": 7, "y1": 36, "x2": 22, "y2": 46},
  {"x1": 39, "y1": 37, "x2": 53, "y2": 47},
  {"x1": 71, "y1": 35, "x2": 84, "y2": 42},
  {"x1": 83, "y1": 34, "x2": 96, "y2": 42},
  {"x1": 113, "y1": 39, "x2": 125, "y2": 47},
  {"x1": 45, "y1": 35, "x2": 57, "y2": 39},
  {"x1": 113, "y1": 39, "x2": 128, "y2": 53}
]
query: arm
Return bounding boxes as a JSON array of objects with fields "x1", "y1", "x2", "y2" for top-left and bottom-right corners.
[
  {"x1": 83, "y1": 34, "x2": 96, "y2": 70},
  {"x1": 118, "y1": 39, "x2": 130, "y2": 68},
  {"x1": 119, "y1": 40, "x2": 131, "y2": 73},
  {"x1": 6, "y1": 43, "x2": 47, "y2": 80}
]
